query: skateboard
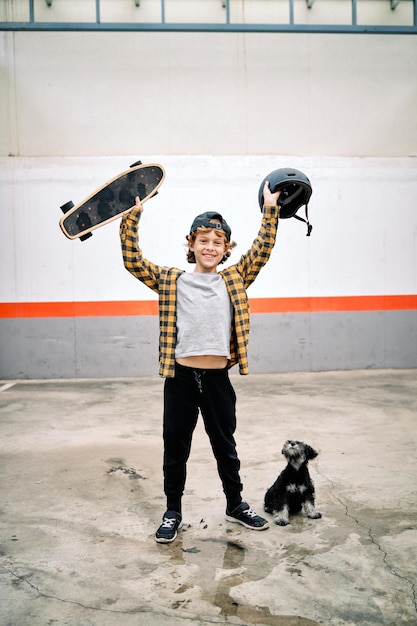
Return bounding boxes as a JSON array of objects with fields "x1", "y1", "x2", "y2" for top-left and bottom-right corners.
[{"x1": 59, "y1": 161, "x2": 165, "y2": 241}]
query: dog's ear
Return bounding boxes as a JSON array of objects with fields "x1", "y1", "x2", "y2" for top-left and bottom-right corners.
[{"x1": 305, "y1": 445, "x2": 318, "y2": 460}]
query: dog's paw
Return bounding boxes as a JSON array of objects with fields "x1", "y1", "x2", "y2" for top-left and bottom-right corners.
[
  {"x1": 274, "y1": 517, "x2": 289, "y2": 526},
  {"x1": 308, "y1": 511, "x2": 322, "y2": 519}
]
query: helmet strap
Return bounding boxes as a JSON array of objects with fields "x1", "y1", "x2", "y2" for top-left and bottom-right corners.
[{"x1": 293, "y1": 204, "x2": 313, "y2": 236}]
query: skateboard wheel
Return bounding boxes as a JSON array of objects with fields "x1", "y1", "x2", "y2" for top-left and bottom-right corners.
[
  {"x1": 130, "y1": 160, "x2": 143, "y2": 167},
  {"x1": 80, "y1": 232, "x2": 93, "y2": 242},
  {"x1": 60, "y1": 201, "x2": 74, "y2": 214}
]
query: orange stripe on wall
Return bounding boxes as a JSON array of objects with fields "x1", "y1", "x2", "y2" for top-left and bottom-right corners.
[
  {"x1": 0, "y1": 295, "x2": 416, "y2": 318},
  {"x1": 0, "y1": 300, "x2": 159, "y2": 318},
  {"x1": 249, "y1": 295, "x2": 417, "y2": 313}
]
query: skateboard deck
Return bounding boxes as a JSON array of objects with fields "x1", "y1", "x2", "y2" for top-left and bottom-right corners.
[{"x1": 59, "y1": 161, "x2": 165, "y2": 240}]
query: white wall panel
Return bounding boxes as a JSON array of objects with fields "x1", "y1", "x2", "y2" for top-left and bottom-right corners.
[{"x1": 1, "y1": 155, "x2": 416, "y2": 304}]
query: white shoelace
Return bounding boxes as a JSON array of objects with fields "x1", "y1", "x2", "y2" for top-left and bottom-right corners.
[
  {"x1": 244, "y1": 507, "x2": 258, "y2": 518},
  {"x1": 161, "y1": 517, "x2": 177, "y2": 528}
]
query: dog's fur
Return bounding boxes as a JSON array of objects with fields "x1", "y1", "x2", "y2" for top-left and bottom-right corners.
[{"x1": 264, "y1": 440, "x2": 321, "y2": 526}]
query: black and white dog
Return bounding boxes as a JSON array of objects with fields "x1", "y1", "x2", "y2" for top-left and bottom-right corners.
[{"x1": 264, "y1": 440, "x2": 321, "y2": 526}]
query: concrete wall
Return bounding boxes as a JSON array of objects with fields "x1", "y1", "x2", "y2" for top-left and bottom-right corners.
[
  {"x1": 1, "y1": 24, "x2": 417, "y2": 378},
  {"x1": 2, "y1": 30, "x2": 417, "y2": 158}
]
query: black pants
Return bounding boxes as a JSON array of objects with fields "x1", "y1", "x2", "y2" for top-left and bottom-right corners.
[{"x1": 163, "y1": 362, "x2": 243, "y2": 513}]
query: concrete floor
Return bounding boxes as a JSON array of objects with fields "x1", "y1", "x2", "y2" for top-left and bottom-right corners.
[{"x1": 0, "y1": 369, "x2": 416, "y2": 626}]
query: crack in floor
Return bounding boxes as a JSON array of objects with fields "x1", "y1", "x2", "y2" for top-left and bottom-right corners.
[
  {"x1": 2, "y1": 562, "x2": 315, "y2": 626},
  {"x1": 316, "y1": 467, "x2": 417, "y2": 617}
]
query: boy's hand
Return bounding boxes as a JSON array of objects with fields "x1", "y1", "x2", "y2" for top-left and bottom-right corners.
[
  {"x1": 263, "y1": 181, "x2": 281, "y2": 207},
  {"x1": 135, "y1": 195, "x2": 144, "y2": 212},
  {"x1": 129, "y1": 195, "x2": 144, "y2": 219}
]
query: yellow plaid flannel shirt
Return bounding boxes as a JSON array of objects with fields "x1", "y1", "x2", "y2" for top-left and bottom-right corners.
[{"x1": 120, "y1": 205, "x2": 279, "y2": 377}]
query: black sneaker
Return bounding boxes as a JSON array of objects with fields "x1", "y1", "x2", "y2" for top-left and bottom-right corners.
[
  {"x1": 225, "y1": 502, "x2": 269, "y2": 530},
  {"x1": 155, "y1": 510, "x2": 182, "y2": 544}
]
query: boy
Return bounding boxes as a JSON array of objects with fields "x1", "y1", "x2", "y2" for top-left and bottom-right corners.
[{"x1": 120, "y1": 180, "x2": 280, "y2": 543}]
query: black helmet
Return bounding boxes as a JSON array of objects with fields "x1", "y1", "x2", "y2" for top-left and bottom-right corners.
[{"x1": 258, "y1": 168, "x2": 313, "y2": 236}]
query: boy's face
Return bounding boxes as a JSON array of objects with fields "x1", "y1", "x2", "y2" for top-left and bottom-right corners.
[{"x1": 189, "y1": 229, "x2": 227, "y2": 273}]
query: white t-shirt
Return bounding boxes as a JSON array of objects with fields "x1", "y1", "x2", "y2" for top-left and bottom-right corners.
[{"x1": 175, "y1": 272, "x2": 233, "y2": 359}]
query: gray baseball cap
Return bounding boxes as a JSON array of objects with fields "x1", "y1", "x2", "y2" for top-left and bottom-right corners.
[{"x1": 189, "y1": 211, "x2": 231, "y2": 241}]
